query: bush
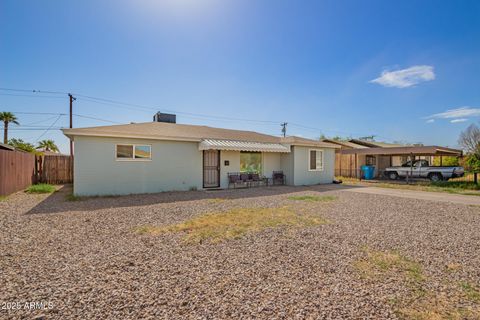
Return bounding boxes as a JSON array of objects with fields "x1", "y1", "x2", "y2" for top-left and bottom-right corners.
[
  {"x1": 430, "y1": 181, "x2": 480, "y2": 190},
  {"x1": 432, "y1": 156, "x2": 459, "y2": 166},
  {"x1": 26, "y1": 184, "x2": 56, "y2": 194}
]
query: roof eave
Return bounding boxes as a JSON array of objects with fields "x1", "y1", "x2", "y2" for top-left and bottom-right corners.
[{"x1": 61, "y1": 129, "x2": 202, "y2": 142}]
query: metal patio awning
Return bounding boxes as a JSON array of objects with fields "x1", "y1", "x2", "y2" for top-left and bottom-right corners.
[
  {"x1": 340, "y1": 146, "x2": 463, "y2": 156},
  {"x1": 199, "y1": 139, "x2": 291, "y2": 153}
]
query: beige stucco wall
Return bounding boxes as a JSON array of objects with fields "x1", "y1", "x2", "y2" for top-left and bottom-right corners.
[
  {"x1": 392, "y1": 156, "x2": 407, "y2": 166},
  {"x1": 292, "y1": 146, "x2": 335, "y2": 185},
  {"x1": 73, "y1": 136, "x2": 203, "y2": 196}
]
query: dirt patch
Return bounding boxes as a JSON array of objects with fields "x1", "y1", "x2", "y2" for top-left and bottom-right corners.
[
  {"x1": 136, "y1": 206, "x2": 328, "y2": 243},
  {"x1": 354, "y1": 247, "x2": 480, "y2": 319}
]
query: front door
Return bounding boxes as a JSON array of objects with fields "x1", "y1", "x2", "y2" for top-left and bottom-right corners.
[{"x1": 203, "y1": 150, "x2": 220, "y2": 188}]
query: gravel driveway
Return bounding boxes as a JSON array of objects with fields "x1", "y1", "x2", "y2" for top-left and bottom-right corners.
[{"x1": 1, "y1": 185, "x2": 479, "y2": 319}]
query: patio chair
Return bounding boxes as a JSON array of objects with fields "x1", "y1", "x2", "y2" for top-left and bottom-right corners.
[
  {"x1": 272, "y1": 171, "x2": 286, "y2": 185},
  {"x1": 239, "y1": 173, "x2": 250, "y2": 187},
  {"x1": 228, "y1": 173, "x2": 246, "y2": 189},
  {"x1": 250, "y1": 173, "x2": 263, "y2": 187}
]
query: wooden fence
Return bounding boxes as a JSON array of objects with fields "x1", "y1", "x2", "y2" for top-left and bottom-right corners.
[
  {"x1": 0, "y1": 151, "x2": 73, "y2": 196},
  {"x1": 40, "y1": 155, "x2": 73, "y2": 184},
  {"x1": 0, "y1": 149, "x2": 36, "y2": 196}
]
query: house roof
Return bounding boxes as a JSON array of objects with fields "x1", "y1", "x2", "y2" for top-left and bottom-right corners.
[
  {"x1": 322, "y1": 139, "x2": 369, "y2": 149},
  {"x1": 349, "y1": 139, "x2": 405, "y2": 148},
  {"x1": 282, "y1": 136, "x2": 339, "y2": 148},
  {"x1": 340, "y1": 146, "x2": 462, "y2": 156},
  {"x1": 62, "y1": 122, "x2": 339, "y2": 148},
  {"x1": 0, "y1": 142, "x2": 15, "y2": 151},
  {"x1": 37, "y1": 149, "x2": 68, "y2": 156}
]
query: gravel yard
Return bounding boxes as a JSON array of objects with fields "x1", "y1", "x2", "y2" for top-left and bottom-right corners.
[{"x1": 1, "y1": 184, "x2": 480, "y2": 319}]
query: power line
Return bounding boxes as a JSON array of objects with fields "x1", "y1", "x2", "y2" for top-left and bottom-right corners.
[
  {"x1": 3, "y1": 128, "x2": 63, "y2": 131},
  {"x1": 11, "y1": 111, "x2": 119, "y2": 124},
  {"x1": 1, "y1": 87, "x2": 281, "y2": 124},
  {"x1": 0, "y1": 93, "x2": 66, "y2": 99},
  {"x1": 1, "y1": 87, "x2": 397, "y2": 141},
  {"x1": 23, "y1": 115, "x2": 63, "y2": 126},
  {"x1": 13, "y1": 111, "x2": 67, "y2": 116},
  {"x1": 0, "y1": 87, "x2": 67, "y2": 95},
  {"x1": 73, "y1": 114, "x2": 121, "y2": 124},
  {"x1": 36, "y1": 114, "x2": 63, "y2": 141}
]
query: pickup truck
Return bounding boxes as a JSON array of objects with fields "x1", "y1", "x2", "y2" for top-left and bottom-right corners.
[{"x1": 384, "y1": 160, "x2": 464, "y2": 182}]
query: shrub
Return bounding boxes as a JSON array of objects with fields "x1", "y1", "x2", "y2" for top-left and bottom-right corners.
[{"x1": 26, "y1": 184, "x2": 55, "y2": 194}]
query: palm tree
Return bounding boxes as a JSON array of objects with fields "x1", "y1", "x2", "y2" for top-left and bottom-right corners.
[
  {"x1": 0, "y1": 112, "x2": 19, "y2": 144},
  {"x1": 37, "y1": 139, "x2": 59, "y2": 152}
]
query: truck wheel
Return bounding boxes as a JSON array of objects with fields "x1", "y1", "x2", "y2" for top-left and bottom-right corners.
[
  {"x1": 429, "y1": 173, "x2": 443, "y2": 182},
  {"x1": 387, "y1": 171, "x2": 398, "y2": 180}
]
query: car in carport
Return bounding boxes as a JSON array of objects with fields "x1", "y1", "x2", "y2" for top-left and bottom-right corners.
[{"x1": 384, "y1": 160, "x2": 464, "y2": 182}]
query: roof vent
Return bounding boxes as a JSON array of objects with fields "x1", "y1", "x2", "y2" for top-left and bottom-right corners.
[{"x1": 153, "y1": 112, "x2": 176, "y2": 124}]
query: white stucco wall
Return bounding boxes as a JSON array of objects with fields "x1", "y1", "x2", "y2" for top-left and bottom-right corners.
[
  {"x1": 73, "y1": 136, "x2": 203, "y2": 196},
  {"x1": 262, "y1": 153, "x2": 282, "y2": 179},
  {"x1": 219, "y1": 150, "x2": 240, "y2": 189},
  {"x1": 73, "y1": 136, "x2": 336, "y2": 195},
  {"x1": 280, "y1": 151, "x2": 295, "y2": 185},
  {"x1": 292, "y1": 146, "x2": 335, "y2": 185}
]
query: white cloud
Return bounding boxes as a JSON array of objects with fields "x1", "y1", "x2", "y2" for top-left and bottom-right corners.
[
  {"x1": 450, "y1": 118, "x2": 468, "y2": 123},
  {"x1": 426, "y1": 119, "x2": 435, "y2": 123},
  {"x1": 428, "y1": 106, "x2": 480, "y2": 119},
  {"x1": 370, "y1": 65, "x2": 435, "y2": 88}
]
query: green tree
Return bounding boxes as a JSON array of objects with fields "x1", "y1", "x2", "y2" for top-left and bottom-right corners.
[
  {"x1": 0, "y1": 111, "x2": 19, "y2": 144},
  {"x1": 432, "y1": 156, "x2": 459, "y2": 166},
  {"x1": 8, "y1": 138, "x2": 35, "y2": 153},
  {"x1": 37, "y1": 139, "x2": 59, "y2": 152},
  {"x1": 458, "y1": 124, "x2": 480, "y2": 172}
]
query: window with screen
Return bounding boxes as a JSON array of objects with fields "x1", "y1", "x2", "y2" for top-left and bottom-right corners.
[
  {"x1": 309, "y1": 149, "x2": 324, "y2": 171},
  {"x1": 116, "y1": 144, "x2": 151, "y2": 160}
]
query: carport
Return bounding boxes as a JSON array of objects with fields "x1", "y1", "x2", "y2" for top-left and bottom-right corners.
[{"x1": 339, "y1": 145, "x2": 463, "y2": 179}]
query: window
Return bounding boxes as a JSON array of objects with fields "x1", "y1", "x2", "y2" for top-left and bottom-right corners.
[
  {"x1": 134, "y1": 145, "x2": 151, "y2": 159},
  {"x1": 116, "y1": 144, "x2": 151, "y2": 160},
  {"x1": 116, "y1": 145, "x2": 133, "y2": 159},
  {"x1": 240, "y1": 152, "x2": 262, "y2": 173},
  {"x1": 309, "y1": 149, "x2": 324, "y2": 171},
  {"x1": 366, "y1": 155, "x2": 376, "y2": 166}
]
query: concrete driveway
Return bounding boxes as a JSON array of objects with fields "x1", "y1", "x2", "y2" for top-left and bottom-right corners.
[{"x1": 342, "y1": 186, "x2": 480, "y2": 206}]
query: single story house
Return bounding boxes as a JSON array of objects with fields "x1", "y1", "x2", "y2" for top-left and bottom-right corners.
[{"x1": 62, "y1": 118, "x2": 339, "y2": 196}]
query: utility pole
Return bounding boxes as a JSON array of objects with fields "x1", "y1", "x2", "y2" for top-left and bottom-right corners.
[
  {"x1": 281, "y1": 122, "x2": 287, "y2": 137},
  {"x1": 68, "y1": 93, "x2": 76, "y2": 156}
]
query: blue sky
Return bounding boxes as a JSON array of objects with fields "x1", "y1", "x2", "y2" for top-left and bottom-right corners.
[{"x1": 1, "y1": 0, "x2": 479, "y2": 153}]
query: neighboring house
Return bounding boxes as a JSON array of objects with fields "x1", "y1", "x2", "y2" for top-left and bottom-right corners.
[
  {"x1": 62, "y1": 117, "x2": 339, "y2": 196},
  {"x1": 324, "y1": 138, "x2": 461, "y2": 178},
  {"x1": 0, "y1": 142, "x2": 15, "y2": 151},
  {"x1": 348, "y1": 139, "x2": 408, "y2": 167},
  {"x1": 323, "y1": 139, "x2": 408, "y2": 177},
  {"x1": 36, "y1": 149, "x2": 67, "y2": 156}
]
